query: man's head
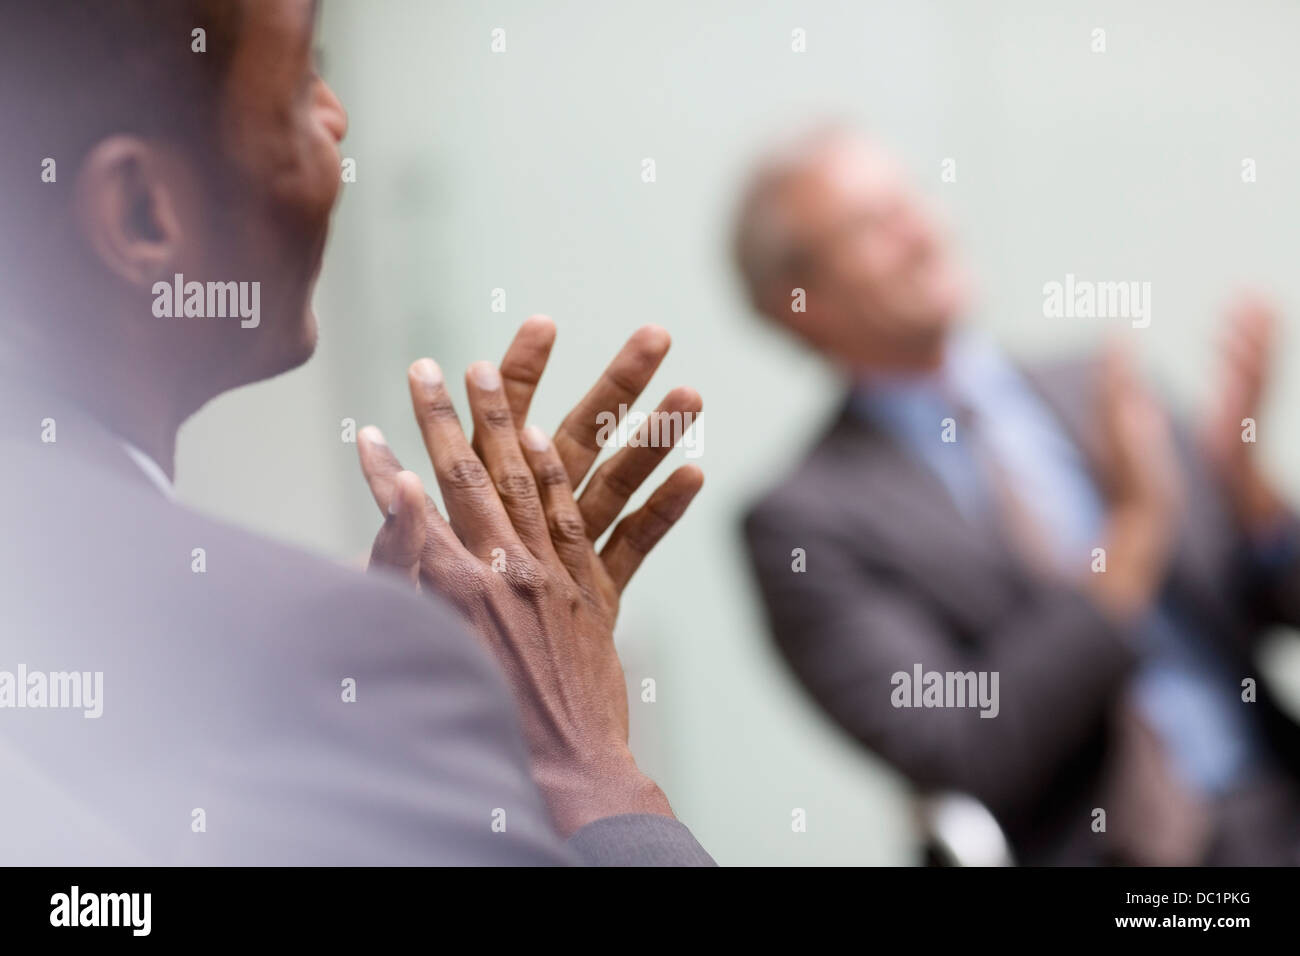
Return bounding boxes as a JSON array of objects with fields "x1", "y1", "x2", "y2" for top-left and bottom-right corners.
[
  {"x1": 0, "y1": 0, "x2": 347, "y2": 409},
  {"x1": 733, "y1": 127, "x2": 969, "y2": 374}
]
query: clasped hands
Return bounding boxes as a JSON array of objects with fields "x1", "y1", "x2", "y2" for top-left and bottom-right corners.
[
  {"x1": 354, "y1": 315, "x2": 703, "y2": 836},
  {"x1": 1088, "y1": 293, "x2": 1287, "y2": 623}
]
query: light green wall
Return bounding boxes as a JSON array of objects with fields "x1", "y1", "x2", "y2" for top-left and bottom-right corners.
[{"x1": 176, "y1": 0, "x2": 1300, "y2": 865}]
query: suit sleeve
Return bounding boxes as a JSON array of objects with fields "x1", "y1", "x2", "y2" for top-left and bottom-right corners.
[
  {"x1": 214, "y1": 571, "x2": 713, "y2": 866},
  {"x1": 568, "y1": 814, "x2": 716, "y2": 866},
  {"x1": 743, "y1": 502, "x2": 1138, "y2": 816},
  {"x1": 1238, "y1": 512, "x2": 1300, "y2": 628}
]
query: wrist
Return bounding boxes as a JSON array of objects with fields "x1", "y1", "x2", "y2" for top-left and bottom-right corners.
[
  {"x1": 1088, "y1": 507, "x2": 1168, "y2": 623},
  {"x1": 1229, "y1": 464, "x2": 1288, "y2": 537},
  {"x1": 534, "y1": 748, "x2": 674, "y2": 837},
  {"x1": 1107, "y1": 504, "x2": 1169, "y2": 571}
]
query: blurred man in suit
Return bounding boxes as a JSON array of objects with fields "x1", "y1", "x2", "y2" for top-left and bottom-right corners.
[
  {"x1": 0, "y1": 0, "x2": 709, "y2": 865},
  {"x1": 738, "y1": 126, "x2": 1300, "y2": 865}
]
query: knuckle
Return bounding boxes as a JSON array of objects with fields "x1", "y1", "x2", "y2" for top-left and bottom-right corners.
[
  {"x1": 623, "y1": 513, "x2": 669, "y2": 555},
  {"x1": 548, "y1": 508, "x2": 589, "y2": 543},
  {"x1": 461, "y1": 563, "x2": 489, "y2": 592},
  {"x1": 445, "y1": 457, "x2": 490, "y2": 492},
  {"x1": 601, "y1": 367, "x2": 641, "y2": 400},
  {"x1": 534, "y1": 460, "x2": 569, "y2": 489},
  {"x1": 559, "y1": 419, "x2": 600, "y2": 453},
  {"x1": 622, "y1": 527, "x2": 657, "y2": 555},
  {"x1": 503, "y1": 559, "x2": 547, "y2": 594},
  {"x1": 646, "y1": 497, "x2": 681, "y2": 528},
  {"x1": 482, "y1": 404, "x2": 514, "y2": 429},
  {"x1": 493, "y1": 468, "x2": 537, "y2": 503},
  {"x1": 596, "y1": 466, "x2": 638, "y2": 501},
  {"x1": 421, "y1": 393, "x2": 459, "y2": 423}
]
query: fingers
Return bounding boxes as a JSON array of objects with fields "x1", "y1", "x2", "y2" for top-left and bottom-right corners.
[
  {"x1": 407, "y1": 358, "x2": 518, "y2": 559},
  {"x1": 601, "y1": 464, "x2": 704, "y2": 593},
  {"x1": 357, "y1": 424, "x2": 473, "y2": 572},
  {"x1": 1221, "y1": 294, "x2": 1275, "y2": 359},
  {"x1": 357, "y1": 425, "x2": 406, "y2": 513},
  {"x1": 1222, "y1": 304, "x2": 1270, "y2": 366},
  {"x1": 1225, "y1": 292, "x2": 1276, "y2": 338},
  {"x1": 368, "y1": 470, "x2": 427, "y2": 585},
  {"x1": 465, "y1": 361, "x2": 554, "y2": 560},
  {"x1": 578, "y1": 386, "x2": 703, "y2": 540},
  {"x1": 1099, "y1": 343, "x2": 1159, "y2": 443},
  {"x1": 1202, "y1": 294, "x2": 1278, "y2": 455},
  {"x1": 1099, "y1": 337, "x2": 1138, "y2": 394},
  {"x1": 517, "y1": 424, "x2": 596, "y2": 586},
  {"x1": 553, "y1": 325, "x2": 672, "y2": 487},
  {"x1": 1221, "y1": 295, "x2": 1276, "y2": 401},
  {"x1": 496, "y1": 314, "x2": 557, "y2": 427},
  {"x1": 1116, "y1": 386, "x2": 1166, "y2": 447}
]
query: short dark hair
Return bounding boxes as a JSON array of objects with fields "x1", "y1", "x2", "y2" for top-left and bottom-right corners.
[{"x1": 0, "y1": 0, "x2": 243, "y2": 264}]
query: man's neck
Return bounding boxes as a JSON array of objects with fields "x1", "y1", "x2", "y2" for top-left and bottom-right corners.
[
  {"x1": 100, "y1": 398, "x2": 180, "y2": 483},
  {"x1": 13, "y1": 345, "x2": 200, "y2": 484},
  {"x1": 849, "y1": 337, "x2": 952, "y2": 386}
]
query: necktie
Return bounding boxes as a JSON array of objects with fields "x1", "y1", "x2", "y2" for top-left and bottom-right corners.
[
  {"x1": 946, "y1": 397, "x2": 1060, "y2": 577},
  {"x1": 950, "y1": 395, "x2": 1214, "y2": 864}
]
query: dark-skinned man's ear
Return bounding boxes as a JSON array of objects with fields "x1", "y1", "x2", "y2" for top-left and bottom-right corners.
[{"x1": 73, "y1": 136, "x2": 186, "y2": 288}]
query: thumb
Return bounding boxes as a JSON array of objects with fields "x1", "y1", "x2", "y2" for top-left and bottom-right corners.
[{"x1": 368, "y1": 470, "x2": 427, "y2": 586}]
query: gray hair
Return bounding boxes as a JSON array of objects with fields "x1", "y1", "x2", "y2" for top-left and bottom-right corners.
[{"x1": 730, "y1": 123, "x2": 864, "y2": 314}]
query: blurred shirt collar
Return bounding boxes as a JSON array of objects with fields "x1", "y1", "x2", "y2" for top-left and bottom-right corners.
[
  {"x1": 120, "y1": 441, "x2": 174, "y2": 500},
  {"x1": 850, "y1": 328, "x2": 1003, "y2": 421}
]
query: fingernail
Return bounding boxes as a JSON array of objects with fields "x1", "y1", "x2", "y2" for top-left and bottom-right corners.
[
  {"x1": 412, "y1": 358, "x2": 443, "y2": 386},
  {"x1": 360, "y1": 425, "x2": 386, "y2": 446},
  {"x1": 469, "y1": 361, "x2": 501, "y2": 391},
  {"x1": 521, "y1": 425, "x2": 549, "y2": 451},
  {"x1": 388, "y1": 490, "x2": 402, "y2": 518}
]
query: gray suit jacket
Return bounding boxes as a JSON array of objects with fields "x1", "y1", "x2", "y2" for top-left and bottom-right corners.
[
  {"x1": 744, "y1": 354, "x2": 1300, "y2": 865},
  {"x1": 0, "y1": 382, "x2": 713, "y2": 866}
]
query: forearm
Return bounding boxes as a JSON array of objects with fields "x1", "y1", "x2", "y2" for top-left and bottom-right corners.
[
  {"x1": 772, "y1": 587, "x2": 1137, "y2": 814},
  {"x1": 1085, "y1": 505, "x2": 1173, "y2": 624},
  {"x1": 533, "y1": 749, "x2": 675, "y2": 837}
]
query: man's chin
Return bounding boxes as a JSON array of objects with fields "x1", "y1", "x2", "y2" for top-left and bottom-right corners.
[
  {"x1": 902, "y1": 299, "x2": 961, "y2": 341},
  {"x1": 284, "y1": 308, "x2": 320, "y2": 371},
  {"x1": 906, "y1": 292, "x2": 967, "y2": 350},
  {"x1": 935, "y1": 268, "x2": 973, "y2": 323},
  {"x1": 246, "y1": 308, "x2": 318, "y2": 385}
]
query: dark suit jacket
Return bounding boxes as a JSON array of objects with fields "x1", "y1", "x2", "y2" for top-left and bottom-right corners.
[
  {"x1": 0, "y1": 381, "x2": 712, "y2": 866},
  {"x1": 744, "y1": 353, "x2": 1300, "y2": 865}
]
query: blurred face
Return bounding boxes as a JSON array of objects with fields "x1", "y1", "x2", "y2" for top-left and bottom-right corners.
[
  {"x1": 776, "y1": 136, "x2": 969, "y2": 372},
  {"x1": 195, "y1": 0, "x2": 347, "y2": 384},
  {"x1": 20, "y1": 0, "x2": 347, "y2": 402}
]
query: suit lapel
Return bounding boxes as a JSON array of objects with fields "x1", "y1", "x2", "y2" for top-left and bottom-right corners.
[
  {"x1": 821, "y1": 399, "x2": 1028, "y2": 631},
  {"x1": 831, "y1": 348, "x2": 1238, "y2": 638}
]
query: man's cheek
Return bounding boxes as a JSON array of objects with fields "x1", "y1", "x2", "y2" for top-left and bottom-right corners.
[
  {"x1": 311, "y1": 140, "x2": 344, "y2": 216},
  {"x1": 258, "y1": 138, "x2": 338, "y2": 228}
]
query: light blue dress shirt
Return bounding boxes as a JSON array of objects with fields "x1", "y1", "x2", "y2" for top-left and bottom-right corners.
[{"x1": 852, "y1": 332, "x2": 1264, "y2": 795}]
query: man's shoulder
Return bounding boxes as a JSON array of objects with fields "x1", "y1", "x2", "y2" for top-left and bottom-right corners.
[
  {"x1": 8, "y1": 437, "x2": 451, "y2": 627},
  {"x1": 1, "y1": 441, "x2": 568, "y2": 864},
  {"x1": 742, "y1": 395, "x2": 877, "y2": 536},
  {"x1": 742, "y1": 349, "x2": 1104, "y2": 544},
  {"x1": 4, "y1": 436, "x2": 505, "y2": 719},
  {"x1": 1016, "y1": 349, "x2": 1101, "y2": 404}
]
